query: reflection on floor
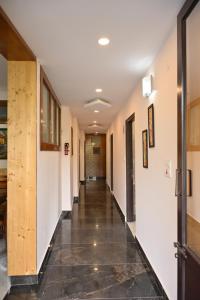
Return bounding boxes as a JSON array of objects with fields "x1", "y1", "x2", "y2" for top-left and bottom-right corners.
[
  {"x1": 188, "y1": 214, "x2": 200, "y2": 257},
  {"x1": 0, "y1": 238, "x2": 10, "y2": 300},
  {"x1": 6, "y1": 180, "x2": 165, "y2": 299}
]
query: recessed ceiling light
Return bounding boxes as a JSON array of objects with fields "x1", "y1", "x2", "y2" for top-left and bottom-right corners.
[
  {"x1": 95, "y1": 88, "x2": 102, "y2": 93},
  {"x1": 98, "y1": 37, "x2": 110, "y2": 46},
  {"x1": 94, "y1": 110, "x2": 99, "y2": 113}
]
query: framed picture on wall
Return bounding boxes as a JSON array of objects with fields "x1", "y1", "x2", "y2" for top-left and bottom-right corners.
[
  {"x1": 0, "y1": 101, "x2": 7, "y2": 124},
  {"x1": 0, "y1": 128, "x2": 7, "y2": 159},
  {"x1": 142, "y1": 129, "x2": 148, "y2": 168},
  {"x1": 148, "y1": 104, "x2": 155, "y2": 147}
]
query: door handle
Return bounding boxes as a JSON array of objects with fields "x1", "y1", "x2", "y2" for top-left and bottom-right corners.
[
  {"x1": 187, "y1": 169, "x2": 192, "y2": 197},
  {"x1": 175, "y1": 169, "x2": 181, "y2": 197}
]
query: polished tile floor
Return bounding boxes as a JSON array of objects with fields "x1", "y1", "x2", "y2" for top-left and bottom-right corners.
[{"x1": 6, "y1": 180, "x2": 165, "y2": 300}]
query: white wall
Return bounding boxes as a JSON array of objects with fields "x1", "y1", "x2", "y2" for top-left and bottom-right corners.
[
  {"x1": 37, "y1": 63, "x2": 62, "y2": 272},
  {"x1": 107, "y1": 29, "x2": 178, "y2": 300},
  {"x1": 61, "y1": 106, "x2": 73, "y2": 211}
]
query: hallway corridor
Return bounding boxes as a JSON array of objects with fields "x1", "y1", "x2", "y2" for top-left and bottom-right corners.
[{"x1": 6, "y1": 181, "x2": 165, "y2": 299}]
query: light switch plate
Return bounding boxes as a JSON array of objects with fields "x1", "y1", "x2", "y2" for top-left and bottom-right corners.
[{"x1": 165, "y1": 160, "x2": 172, "y2": 178}]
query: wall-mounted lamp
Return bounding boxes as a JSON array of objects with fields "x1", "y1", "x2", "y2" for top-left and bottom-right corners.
[{"x1": 142, "y1": 75, "x2": 153, "y2": 98}]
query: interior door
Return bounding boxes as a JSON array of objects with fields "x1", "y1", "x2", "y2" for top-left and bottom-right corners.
[
  {"x1": 177, "y1": 1, "x2": 200, "y2": 300},
  {"x1": 132, "y1": 119, "x2": 136, "y2": 221},
  {"x1": 110, "y1": 134, "x2": 113, "y2": 191},
  {"x1": 126, "y1": 114, "x2": 135, "y2": 222}
]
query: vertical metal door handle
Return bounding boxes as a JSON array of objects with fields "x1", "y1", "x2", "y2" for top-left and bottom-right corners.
[
  {"x1": 175, "y1": 169, "x2": 181, "y2": 197},
  {"x1": 187, "y1": 169, "x2": 192, "y2": 197}
]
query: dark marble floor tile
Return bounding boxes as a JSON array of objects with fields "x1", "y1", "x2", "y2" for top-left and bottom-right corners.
[
  {"x1": 54, "y1": 227, "x2": 135, "y2": 245},
  {"x1": 60, "y1": 219, "x2": 126, "y2": 230},
  {"x1": 70, "y1": 217, "x2": 124, "y2": 228},
  {"x1": 72, "y1": 210, "x2": 121, "y2": 219},
  {"x1": 36, "y1": 264, "x2": 162, "y2": 300},
  {"x1": 49, "y1": 243, "x2": 143, "y2": 266},
  {"x1": 75, "y1": 298, "x2": 164, "y2": 300},
  {"x1": 5, "y1": 286, "x2": 38, "y2": 300},
  {"x1": 78, "y1": 202, "x2": 115, "y2": 208},
  {"x1": 6, "y1": 180, "x2": 165, "y2": 300}
]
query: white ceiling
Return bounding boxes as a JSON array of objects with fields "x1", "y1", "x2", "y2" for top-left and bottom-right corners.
[{"x1": 0, "y1": 0, "x2": 184, "y2": 133}]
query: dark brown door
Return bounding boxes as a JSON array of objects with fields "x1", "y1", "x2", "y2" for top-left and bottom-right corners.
[
  {"x1": 110, "y1": 134, "x2": 113, "y2": 191},
  {"x1": 126, "y1": 114, "x2": 135, "y2": 222},
  {"x1": 85, "y1": 134, "x2": 106, "y2": 179},
  {"x1": 177, "y1": 1, "x2": 200, "y2": 299}
]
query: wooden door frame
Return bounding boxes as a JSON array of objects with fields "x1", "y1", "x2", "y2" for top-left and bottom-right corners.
[
  {"x1": 110, "y1": 134, "x2": 113, "y2": 191},
  {"x1": 177, "y1": 0, "x2": 200, "y2": 299},
  {"x1": 125, "y1": 113, "x2": 135, "y2": 222}
]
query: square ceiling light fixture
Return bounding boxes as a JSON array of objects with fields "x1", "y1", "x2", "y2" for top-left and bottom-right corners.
[
  {"x1": 142, "y1": 75, "x2": 153, "y2": 98},
  {"x1": 88, "y1": 123, "x2": 103, "y2": 128},
  {"x1": 84, "y1": 98, "x2": 112, "y2": 111}
]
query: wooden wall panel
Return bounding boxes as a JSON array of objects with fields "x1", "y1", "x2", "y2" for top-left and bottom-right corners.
[{"x1": 7, "y1": 61, "x2": 37, "y2": 275}]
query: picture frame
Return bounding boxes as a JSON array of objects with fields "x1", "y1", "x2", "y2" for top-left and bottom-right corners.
[
  {"x1": 0, "y1": 100, "x2": 7, "y2": 124},
  {"x1": 142, "y1": 129, "x2": 148, "y2": 168},
  {"x1": 148, "y1": 103, "x2": 155, "y2": 148},
  {"x1": 0, "y1": 128, "x2": 7, "y2": 159}
]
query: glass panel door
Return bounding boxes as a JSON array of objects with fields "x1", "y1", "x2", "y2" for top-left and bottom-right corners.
[{"x1": 186, "y1": 0, "x2": 200, "y2": 258}]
